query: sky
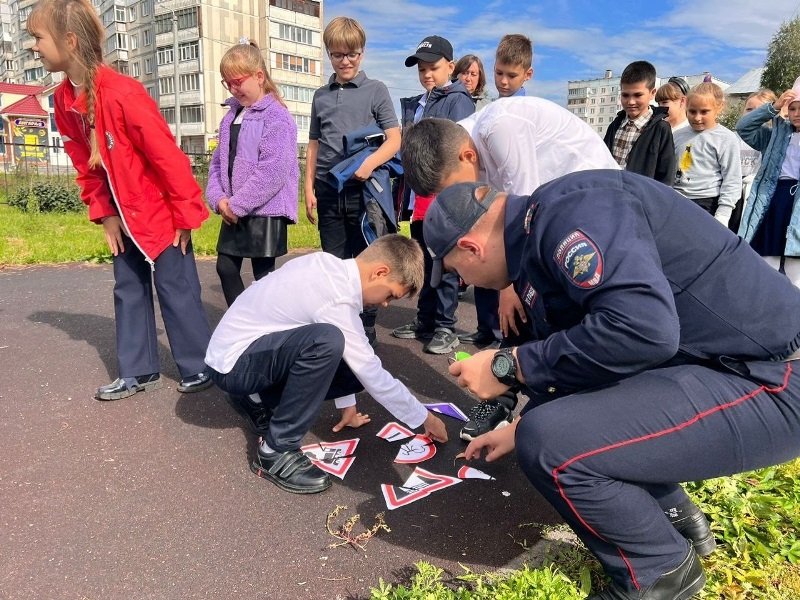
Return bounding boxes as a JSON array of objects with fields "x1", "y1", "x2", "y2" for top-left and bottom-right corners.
[{"x1": 323, "y1": 0, "x2": 800, "y2": 111}]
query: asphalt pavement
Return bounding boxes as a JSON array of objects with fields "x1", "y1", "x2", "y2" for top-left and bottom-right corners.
[{"x1": 0, "y1": 256, "x2": 561, "y2": 600}]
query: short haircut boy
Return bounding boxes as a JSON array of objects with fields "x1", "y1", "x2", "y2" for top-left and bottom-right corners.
[
  {"x1": 401, "y1": 119, "x2": 469, "y2": 195},
  {"x1": 620, "y1": 60, "x2": 657, "y2": 90},
  {"x1": 360, "y1": 234, "x2": 424, "y2": 297},
  {"x1": 496, "y1": 34, "x2": 532, "y2": 69},
  {"x1": 322, "y1": 16, "x2": 365, "y2": 51}
]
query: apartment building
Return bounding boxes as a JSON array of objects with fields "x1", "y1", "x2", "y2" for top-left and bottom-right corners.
[
  {"x1": 0, "y1": 0, "x2": 323, "y2": 154},
  {"x1": 567, "y1": 69, "x2": 730, "y2": 136}
]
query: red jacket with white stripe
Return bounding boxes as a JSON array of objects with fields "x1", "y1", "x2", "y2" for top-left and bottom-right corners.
[{"x1": 54, "y1": 65, "x2": 208, "y2": 262}]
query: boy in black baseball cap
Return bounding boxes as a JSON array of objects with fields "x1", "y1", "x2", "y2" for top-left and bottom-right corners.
[{"x1": 391, "y1": 35, "x2": 475, "y2": 355}]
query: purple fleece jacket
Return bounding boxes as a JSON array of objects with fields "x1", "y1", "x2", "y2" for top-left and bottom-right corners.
[{"x1": 206, "y1": 94, "x2": 299, "y2": 221}]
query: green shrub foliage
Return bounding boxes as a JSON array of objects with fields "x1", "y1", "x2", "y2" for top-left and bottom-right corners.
[{"x1": 9, "y1": 180, "x2": 84, "y2": 213}]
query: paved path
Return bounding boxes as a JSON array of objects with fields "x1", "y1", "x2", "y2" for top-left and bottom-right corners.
[{"x1": 0, "y1": 256, "x2": 559, "y2": 600}]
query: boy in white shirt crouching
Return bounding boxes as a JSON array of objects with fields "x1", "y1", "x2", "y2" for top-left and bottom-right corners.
[{"x1": 205, "y1": 234, "x2": 448, "y2": 494}]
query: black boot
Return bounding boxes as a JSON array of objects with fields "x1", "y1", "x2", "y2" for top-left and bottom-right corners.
[
  {"x1": 666, "y1": 500, "x2": 716, "y2": 557},
  {"x1": 588, "y1": 545, "x2": 705, "y2": 600}
]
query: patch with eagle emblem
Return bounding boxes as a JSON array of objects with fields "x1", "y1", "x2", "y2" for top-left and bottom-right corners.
[{"x1": 553, "y1": 229, "x2": 603, "y2": 289}]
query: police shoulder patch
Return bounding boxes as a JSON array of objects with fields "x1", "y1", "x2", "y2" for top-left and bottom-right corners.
[{"x1": 553, "y1": 229, "x2": 603, "y2": 289}]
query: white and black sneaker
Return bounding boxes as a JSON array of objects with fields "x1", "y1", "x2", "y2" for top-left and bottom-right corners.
[{"x1": 459, "y1": 401, "x2": 513, "y2": 441}]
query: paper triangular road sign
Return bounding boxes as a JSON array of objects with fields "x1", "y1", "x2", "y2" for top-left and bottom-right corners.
[
  {"x1": 376, "y1": 421, "x2": 415, "y2": 442},
  {"x1": 381, "y1": 467, "x2": 461, "y2": 510},
  {"x1": 457, "y1": 466, "x2": 496, "y2": 480},
  {"x1": 300, "y1": 438, "x2": 359, "y2": 479}
]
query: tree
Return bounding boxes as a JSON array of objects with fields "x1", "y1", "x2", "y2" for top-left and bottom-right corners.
[{"x1": 761, "y1": 16, "x2": 800, "y2": 93}]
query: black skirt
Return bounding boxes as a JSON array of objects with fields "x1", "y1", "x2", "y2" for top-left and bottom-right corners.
[
  {"x1": 750, "y1": 179, "x2": 797, "y2": 257},
  {"x1": 216, "y1": 215, "x2": 289, "y2": 258}
]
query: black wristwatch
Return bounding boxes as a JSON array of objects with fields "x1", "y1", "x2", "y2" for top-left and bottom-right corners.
[{"x1": 491, "y1": 348, "x2": 518, "y2": 387}]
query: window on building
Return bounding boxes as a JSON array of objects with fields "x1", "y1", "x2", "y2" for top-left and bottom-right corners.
[
  {"x1": 278, "y1": 23, "x2": 314, "y2": 45},
  {"x1": 144, "y1": 57, "x2": 153, "y2": 74},
  {"x1": 131, "y1": 61, "x2": 140, "y2": 78},
  {"x1": 5, "y1": 60, "x2": 13, "y2": 71},
  {"x1": 159, "y1": 76, "x2": 175, "y2": 95},
  {"x1": 269, "y1": 0, "x2": 320, "y2": 16},
  {"x1": 180, "y1": 105, "x2": 203, "y2": 123},
  {"x1": 18, "y1": 6, "x2": 32, "y2": 23},
  {"x1": 102, "y1": 8, "x2": 114, "y2": 26},
  {"x1": 272, "y1": 52, "x2": 318, "y2": 75},
  {"x1": 279, "y1": 84, "x2": 315, "y2": 103},
  {"x1": 146, "y1": 85, "x2": 156, "y2": 99},
  {"x1": 130, "y1": 33, "x2": 138, "y2": 50},
  {"x1": 50, "y1": 117, "x2": 58, "y2": 132},
  {"x1": 178, "y1": 41, "x2": 199, "y2": 62},
  {"x1": 117, "y1": 61, "x2": 129, "y2": 75},
  {"x1": 0, "y1": 132, "x2": 5, "y2": 154},
  {"x1": 156, "y1": 14, "x2": 172, "y2": 34},
  {"x1": 117, "y1": 33, "x2": 127, "y2": 50},
  {"x1": 24, "y1": 67, "x2": 43, "y2": 81},
  {"x1": 293, "y1": 113, "x2": 310, "y2": 132},
  {"x1": 140, "y1": 0, "x2": 151, "y2": 17},
  {"x1": 143, "y1": 29, "x2": 152, "y2": 46},
  {"x1": 177, "y1": 7, "x2": 197, "y2": 30},
  {"x1": 48, "y1": 95, "x2": 54, "y2": 108},
  {"x1": 157, "y1": 46, "x2": 174, "y2": 65},
  {"x1": 160, "y1": 107, "x2": 175, "y2": 124},
  {"x1": 180, "y1": 73, "x2": 200, "y2": 92},
  {"x1": 128, "y1": 7, "x2": 136, "y2": 21},
  {"x1": 115, "y1": 6, "x2": 126, "y2": 22}
]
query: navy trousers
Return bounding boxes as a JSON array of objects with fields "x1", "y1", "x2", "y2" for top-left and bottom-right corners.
[
  {"x1": 208, "y1": 324, "x2": 363, "y2": 452},
  {"x1": 315, "y1": 179, "x2": 377, "y2": 328},
  {"x1": 113, "y1": 238, "x2": 210, "y2": 379},
  {"x1": 515, "y1": 361, "x2": 800, "y2": 592},
  {"x1": 410, "y1": 220, "x2": 458, "y2": 330}
]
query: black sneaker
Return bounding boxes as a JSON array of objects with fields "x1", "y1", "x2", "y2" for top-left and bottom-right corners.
[
  {"x1": 227, "y1": 394, "x2": 272, "y2": 436},
  {"x1": 96, "y1": 373, "x2": 161, "y2": 401},
  {"x1": 250, "y1": 448, "x2": 332, "y2": 494},
  {"x1": 392, "y1": 319, "x2": 435, "y2": 340},
  {"x1": 459, "y1": 400, "x2": 513, "y2": 441},
  {"x1": 666, "y1": 501, "x2": 717, "y2": 557},
  {"x1": 423, "y1": 328, "x2": 460, "y2": 354},
  {"x1": 364, "y1": 326, "x2": 377, "y2": 348}
]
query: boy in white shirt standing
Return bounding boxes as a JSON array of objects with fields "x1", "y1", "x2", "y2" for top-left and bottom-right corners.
[{"x1": 205, "y1": 235, "x2": 448, "y2": 494}]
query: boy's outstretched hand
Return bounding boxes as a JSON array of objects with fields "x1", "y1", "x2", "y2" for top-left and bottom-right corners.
[
  {"x1": 332, "y1": 405, "x2": 371, "y2": 432},
  {"x1": 464, "y1": 418, "x2": 518, "y2": 462},
  {"x1": 423, "y1": 412, "x2": 448, "y2": 443}
]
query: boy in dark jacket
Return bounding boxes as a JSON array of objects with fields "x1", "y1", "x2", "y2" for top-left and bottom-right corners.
[
  {"x1": 392, "y1": 35, "x2": 475, "y2": 354},
  {"x1": 603, "y1": 60, "x2": 675, "y2": 185}
]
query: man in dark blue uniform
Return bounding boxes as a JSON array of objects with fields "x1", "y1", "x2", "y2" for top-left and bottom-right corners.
[{"x1": 425, "y1": 171, "x2": 800, "y2": 600}]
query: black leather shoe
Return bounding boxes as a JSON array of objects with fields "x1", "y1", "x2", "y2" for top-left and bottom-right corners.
[
  {"x1": 177, "y1": 371, "x2": 213, "y2": 393},
  {"x1": 250, "y1": 448, "x2": 331, "y2": 494},
  {"x1": 96, "y1": 373, "x2": 161, "y2": 401},
  {"x1": 227, "y1": 394, "x2": 272, "y2": 436},
  {"x1": 588, "y1": 545, "x2": 705, "y2": 599},
  {"x1": 667, "y1": 501, "x2": 717, "y2": 557},
  {"x1": 458, "y1": 329, "x2": 499, "y2": 346}
]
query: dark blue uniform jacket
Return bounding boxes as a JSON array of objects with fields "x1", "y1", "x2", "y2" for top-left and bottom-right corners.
[{"x1": 506, "y1": 170, "x2": 800, "y2": 400}]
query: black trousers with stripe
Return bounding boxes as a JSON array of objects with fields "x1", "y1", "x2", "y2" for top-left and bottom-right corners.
[{"x1": 515, "y1": 361, "x2": 800, "y2": 592}]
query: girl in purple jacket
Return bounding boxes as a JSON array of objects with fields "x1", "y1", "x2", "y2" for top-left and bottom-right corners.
[{"x1": 207, "y1": 40, "x2": 299, "y2": 306}]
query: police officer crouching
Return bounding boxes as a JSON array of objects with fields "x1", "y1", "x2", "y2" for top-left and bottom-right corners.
[{"x1": 427, "y1": 171, "x2": 800, "y2": 599}]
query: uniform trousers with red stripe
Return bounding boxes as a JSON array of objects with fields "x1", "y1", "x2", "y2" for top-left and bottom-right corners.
[{"x1": 515, "y1": 360, "x2": 800, "y2": 592}]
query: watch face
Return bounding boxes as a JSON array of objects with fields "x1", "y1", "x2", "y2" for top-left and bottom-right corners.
[{"x1": 492, "y1": 354, "x2": 512, "y2": 378}]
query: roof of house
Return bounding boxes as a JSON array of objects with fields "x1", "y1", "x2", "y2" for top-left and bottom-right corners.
[
  {"x1": 0, "y1": 82, "x2": 46, "y2": 96},
  {"x1": 0, "y1": 95, "x2": 48, "y2": 117},
  {"x1": 725, "y1": 68, "x2": 764, "y2": 96}
]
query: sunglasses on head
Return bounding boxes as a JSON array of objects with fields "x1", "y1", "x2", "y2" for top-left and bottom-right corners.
[{"x1": 668, "y1": 77, "x2": 689, "y2": 97}]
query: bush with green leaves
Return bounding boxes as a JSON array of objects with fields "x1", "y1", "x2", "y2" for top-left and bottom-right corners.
[{"x1": 9, "y1": 179, "x2": 83, "y2": 213}]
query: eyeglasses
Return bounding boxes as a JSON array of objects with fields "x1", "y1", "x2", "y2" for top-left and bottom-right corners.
[
  {"x1": 221, "y1": 75, "x2": 252, "y2": 91},
  {"x1": 329, "y1": 51, "x2": 362, "y2": 62}
]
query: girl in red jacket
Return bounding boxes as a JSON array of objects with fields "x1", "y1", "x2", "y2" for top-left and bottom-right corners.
[{"x1": 28, "y1": 0, "x2": 213, "y2": 400}]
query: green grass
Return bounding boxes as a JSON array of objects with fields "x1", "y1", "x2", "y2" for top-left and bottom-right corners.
[{"x1": 0, "y1": 203, "x2": 321, "y2": 265}]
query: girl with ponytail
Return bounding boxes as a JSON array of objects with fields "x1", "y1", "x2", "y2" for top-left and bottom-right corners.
[{"x1": 29, "y1": 0, "x2": 214, "y2": 400}]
